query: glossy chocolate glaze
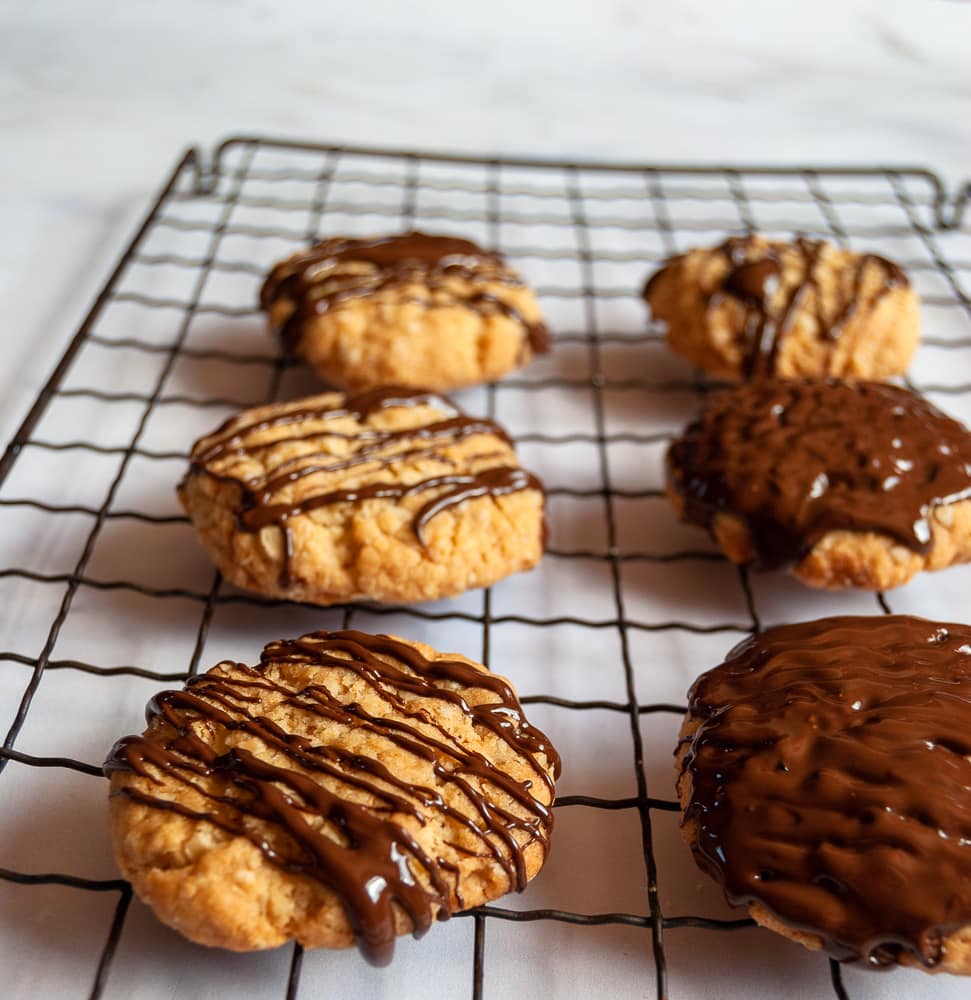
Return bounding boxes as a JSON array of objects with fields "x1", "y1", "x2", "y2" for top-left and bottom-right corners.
[
  {"x1": 667, "y1": 379, "x2": 971, "y2": 569},
  {"x1": 260, "y1": 231, "x2": 549, "y2": 356},
  {"x1": 181, "y1": 386, "x2": 545, "y2": 587},
  {"x1": 644, "y1": 236, "x2": 907, "y2": 377},
  {"x1": 106, "y1": 630, "x2": 560, "y2": 965},
  {"x1": 679, "y1": 615, "x2": 971, "y2": 968}
]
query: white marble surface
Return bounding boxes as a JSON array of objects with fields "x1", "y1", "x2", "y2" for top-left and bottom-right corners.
[
  {"x1": 2, "y1": 0, "x2": 970, "y2": 446},
  {"x1": 1, "y1": 4, "x2": 971, "y2": 999}
]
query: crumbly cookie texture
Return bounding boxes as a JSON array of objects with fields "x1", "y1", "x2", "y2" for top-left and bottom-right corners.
[
  {"x1": 668, "y1": 490, "x2": 971, "y2": 591},
  {"x1": 666, "y1": 380, "x2": 971, "y2": 590},
  {"x1": 260, "y1": 232, "x2": 549, "y2": 392},
  {"x1": 107, "y1": 630, "x2": 560, "y2": 962},
  {"x1": 675, "y1": 616, "x2": 971, "y2": 973},
  {"x1": 178, "y1": 387, "x2": 545, "y2": 605},
  {"x1": 643, "y1": 234, "x2": 919, "y2": 380}
]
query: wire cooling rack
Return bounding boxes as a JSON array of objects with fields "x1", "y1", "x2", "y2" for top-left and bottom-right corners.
[{"x1": 1, "y1": 138, "x2": 971, "y2": 1000}]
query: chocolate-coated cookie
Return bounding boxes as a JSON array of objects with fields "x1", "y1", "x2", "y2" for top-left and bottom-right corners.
[
  {"x1": 676, "y1": 615, "x2": 971, "y2": 972},
  {"x1": 666, "y1": 379, "x2": 971, "y2": 589}
]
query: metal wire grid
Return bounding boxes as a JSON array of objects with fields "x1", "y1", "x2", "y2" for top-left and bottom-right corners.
[{"x1": 0, "y1": 138, "x2": 970, "y2": 1000}]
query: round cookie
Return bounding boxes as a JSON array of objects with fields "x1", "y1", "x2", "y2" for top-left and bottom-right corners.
[
  {"x1": 675, "y1": 615, "x2": 971, "y2": 972},
  {"x1": 106, "y1": 629, "x2": 560, "y2": 963},
  {"x1": 260, "y1": 232, "x2": 549, "y2": 392},
  {"x1": 643, "y1": 234, "x2": 919, "y2": 380},
  {"x1": 178, "y1": 386, "x2": 546, "y2": 605},
  {"x1": 666, "y1": 379, "x2": 971, "y2": 590}
]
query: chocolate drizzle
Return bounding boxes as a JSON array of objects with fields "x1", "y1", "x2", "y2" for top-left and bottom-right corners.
[
  {"x1": 106, "y1": 630, "x2": 560, "y2": 965},
  {"x1": 679, "y1": 615, "x2": 971, "y2": 968},
  {"x1": 180, "y1": 386, "x2": 545, "y2": 587},
  {"x1": 260, "y1": 232, "x2": 549, "y2": 356},
  {"x1": 667, "y1": 379, "x2": 971, "y2": 569},
  {"x1": 645, "y1": 236, "x2": 907, "y2": 377}
]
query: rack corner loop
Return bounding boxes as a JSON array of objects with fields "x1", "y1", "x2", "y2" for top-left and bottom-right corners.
[{"x1": 184, "y1": 145, "x2": 216, "y2": 197}]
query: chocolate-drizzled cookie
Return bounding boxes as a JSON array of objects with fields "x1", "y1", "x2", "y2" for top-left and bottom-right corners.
[
  {"x1": 643, "y1": 235, "x2": 919, "y2": 380},
  {"x1": 106, "y1": 630, "x2": 560, "y2": 963},
  {"x1": 676, "y1": 615, "x2": 971, "y2": 972},
  {"x1": 260, "y1": 232, "x2": 549, "y2": 392},
  {"x1": 178, "y1": 387, "x2": 545, "y2": 605},
  {"x1": 666, "y1": 379, "x2": 971, "y2": 589}
]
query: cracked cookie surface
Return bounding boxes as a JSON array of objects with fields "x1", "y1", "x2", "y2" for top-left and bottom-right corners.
[
  {"x1": 178, "y1": 387, "x2": 545, "y2": 605},
  {"x1": 643, "y1": 234, "x2": 919, "y2": 380},
  {"x1": 107, "y1": 629, "x2": 559, "y2": 962},
  {"x1": 260, "y1": 232, "x2": 548, "y2": 391}
]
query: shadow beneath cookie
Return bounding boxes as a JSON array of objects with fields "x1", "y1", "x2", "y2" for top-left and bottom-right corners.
[
  {"x1": 0, "y1": 754, "x2": 117, "y2": 867},
  {"x1": 741, "y1": 568, "x2": 891, "y2": 632},
  {"x1": 103, "y1": 893, "x2": 296, "y2": 992},
  {"x1": 82, "y1": 510, "x2": 215, "y2": 597},
  {"x1": 0, "y1": 772, "x2": 297, "y2": 988},
  {"x1": 533, "y1": 328, "x2": 699, "y2": 389},
  {"x1": 166, "y1": 317, "x2": 339, "y2": 408},
  {"x1": 654, "y1": 810, "x2": 842, "y2": 999},
  {"x1": 547, "y1": 476, "x2": 721, "y2": 561},
  {"x1": 502, "y1": 803, "x2": 655, "y2": 925},
  {"x1": 665, "y1": 920, "x2": 830, "y2": 998},
  {"x1": 0, "y1": 765, "x2": 124, "y2": 973},
  {"x1": 620, "y1": 554, "x2": 752, "y2": 631},
  {"x1": 88, "y1": 495, "x2": 354, "y2": 615},
  {"x1": 545, "y1": 493, "x2": 612, "y2": 555},
  {"x1": 168, "y1": 318, "x2": 276, "y2": 402},
  {"x1": 601, "y1": 382, "x2": 702, "y2": 439},
  {"x1": 73, "y1": 502, "x2": 401, "y2": 657},
  {"x1": 594, "y1": 336, "x2": 731, "y2": 435},
  {"x1": 275, "y1": 362, "x2": 338, "y2": 401},
  {"x1": 611, "y1": 495, "x2": 721, "y2": 560},
  {"x1": 598, "y1": 336, "x2": 693, "y2": 384},
  {"x1": 0, "y1": 872, "x2": 129, "y2": 977},
  {"x1": 640, "y1": 781, "x2": 832, "y2": 996},
  {"x1": 523, "y1": 338, "x2": 593, "y2": 383}
]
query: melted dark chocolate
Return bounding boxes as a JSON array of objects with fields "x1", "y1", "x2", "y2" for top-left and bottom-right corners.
[
  {"x1": 644, "y1": 236, "x2": 907, "y2": 377},
  {"x1": 679, "y1": 615, "x2": 971, "y2": 968},
  {"x1": 106, "y1": 630, "x2": 560, "y2": 965},
  {"x1": 181, "y1": 386, "x2": 545, "y2": 587},
  {"x1": 667, "y1": 379, "x2": 971, "y2": 569},
  {"x1": 260, "y1": 232, "x2": 549, "y2": 355},
  {"x1": 722, "y1": 255, "x2": 781, "y2": 306}
]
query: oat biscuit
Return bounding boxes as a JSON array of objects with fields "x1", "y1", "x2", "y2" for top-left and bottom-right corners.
[
  {"x1": 666, "y1": 379, "x2": 971, "y2": 590},
  {"x1": 178, "y1": 386, "x2": 545, "y2": 605},
  {"x1": 107, "y1": 629, "x2": 560, "y2": 962},
  {"x1": 643, "y1": 235, "x2": 919, "y2": 379},
  {"x1": 676, "y1": 615, "x2": 971, "y2": 972},
  {"x1": 260, "y1": 232, "x2": 549, "y2": 391}
]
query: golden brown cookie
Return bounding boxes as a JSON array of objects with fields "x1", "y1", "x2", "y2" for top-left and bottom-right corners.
[
  {"x1": 106, "y1": 629, "x2": 560, "y2": 963},
  {"x1": 666, "y1": 379, "x2": 971, "y2": 590},
  {"x1": 260, "y1": 232, "x2": 549, "y2": 391},
  {"x1": 178, "y1": 386, "x2": 545, "y2": 605},
  {"x1": 675, "y1": 615, "x2": 971, "y2": 973},
  {"x1": 643, "y1": 234, "x2": 919, "y2": 379}
]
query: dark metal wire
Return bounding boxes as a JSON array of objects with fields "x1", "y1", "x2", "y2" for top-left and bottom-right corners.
[
  {"x1": 569, "y1": 163, "x2": 671, "y2": 998},
  {"x1": 0, "y1": 137, "x2": 969, "y2": 1000}
]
